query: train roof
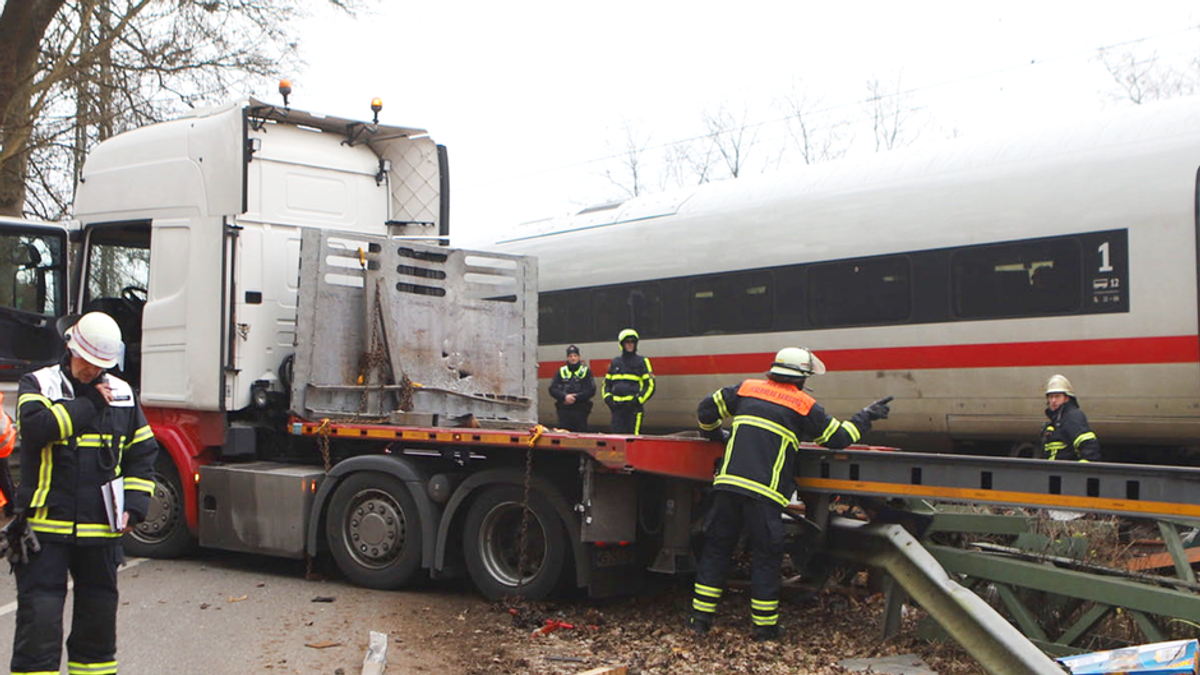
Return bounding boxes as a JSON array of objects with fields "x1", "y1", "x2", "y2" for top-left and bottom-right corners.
[{"x1": 494, "y1": 96, "x2": 1200, "y2": 289}]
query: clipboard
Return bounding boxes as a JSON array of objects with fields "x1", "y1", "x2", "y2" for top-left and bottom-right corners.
[{"x1": 101, "y1": 477, "x2": 124, "y2": 533}]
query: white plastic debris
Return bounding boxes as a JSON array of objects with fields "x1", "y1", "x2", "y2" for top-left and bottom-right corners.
[{"x1": 361, "y1": 630, "x2": 387, "y2": 675}]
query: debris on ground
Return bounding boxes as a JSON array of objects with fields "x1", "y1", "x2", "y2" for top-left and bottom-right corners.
[{"x1": 839, "y1": 653, "x2": 938, "y2": 675}]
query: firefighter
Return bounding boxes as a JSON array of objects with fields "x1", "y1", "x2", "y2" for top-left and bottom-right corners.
[
  {"x1": 1040, "y1": 374, "x2": 1100, "y2": 462},
  {"x1": 11, "y1": 312, "x2": 159, "y2": 675},
  {"x1": 548, "y1": 345, "x2": 596, "y2": 432},
  {"x1": 689, "y1": 347, "x2": 892, "y2": 641},
  {"x1": 602, "y1": 328, "x2": 655, "y2": 434}
]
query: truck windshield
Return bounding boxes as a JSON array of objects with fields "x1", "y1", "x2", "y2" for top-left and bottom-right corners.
[{"x1": 0, "y1": 227, "x2": 67, "y2": 381}]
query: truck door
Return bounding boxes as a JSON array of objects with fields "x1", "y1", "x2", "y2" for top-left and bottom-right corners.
[
  {"x1": 0, "y1": 218, "x2": 69, "y2": 416},
  {"x1": 77, "y1": 221, "x2": 150, "y2": 390}
]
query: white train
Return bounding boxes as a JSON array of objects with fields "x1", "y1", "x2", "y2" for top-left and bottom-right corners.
[{"x1": 490, "y1": 97, "x2": 1200, "y2": 460}]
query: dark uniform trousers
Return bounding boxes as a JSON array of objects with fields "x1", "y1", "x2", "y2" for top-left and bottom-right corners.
[
  {"x1": 609, "y1": 406, "x2": 644, "y2": 435},
  {"x1": 693, "y1": 491, "x2": 784, "y2": 628},
  {"x1": 556, "y1": 408, "x2": 590, "y2": 433},
  {"x1": 14, "y1": 543, "x2": 123, "y2": 675}
]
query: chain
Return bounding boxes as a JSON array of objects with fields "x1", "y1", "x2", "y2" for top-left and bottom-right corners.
[{"x1": 513, "y1": 424, "x2": 545, "y2": 605}]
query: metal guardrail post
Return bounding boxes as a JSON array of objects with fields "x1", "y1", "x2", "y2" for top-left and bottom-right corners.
[{"x1": 826, "y1": 517, "x2": 1064, "y2": 675}]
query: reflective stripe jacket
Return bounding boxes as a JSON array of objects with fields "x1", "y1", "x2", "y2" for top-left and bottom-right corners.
[
  {"x1": 697, "y1": 379, "x2": 873, "y2": 508},
  {"x1": 17, "y1": 363, "x2": 159, "y2": 544},
  {"x1": 602, "y1": 352, "x2": 655, "y2": 409},
  {"x1": 549, "y1": 363, "x2": 596, "y2": 412},
  {"x1": 1040, "y1": 400, "x2": 1100, "y2": 462}
]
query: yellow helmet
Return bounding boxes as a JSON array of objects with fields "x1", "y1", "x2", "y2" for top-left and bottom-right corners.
[
  {"x1": 618, "y1": 328, "x2": 640, "y2": 346},
  {"x1": 769, "y1": 347, "x2": 826, "y2": 378},
  {"x1": 1044, "y1": 374, "x2": 1075, "y2": 398}
]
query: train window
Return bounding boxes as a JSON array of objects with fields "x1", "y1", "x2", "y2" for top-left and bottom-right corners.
[
  {"x1": 592, "y1": 283, "x2": 662, "y2": 340},
  {"x1": 951, "y1": 239, "x2": 1081, "y2": 318},
  {"x1": 807, "y1": 257, "x2": 911, "y2": 326},
  {"x1": 539, "y1": 292, "x2": 569, "y2": 345},
  {"x1": 689, "y1": 272, "x2": 772, "y2": 334}
]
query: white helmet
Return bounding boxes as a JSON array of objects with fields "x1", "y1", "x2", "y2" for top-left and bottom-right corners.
[
  {"x1": 1044, "y1": 374, "x2": 1075, "y2": 398},
  {"x1": 66, "y1": 312, "x2": 124, "y2": 369},
  {"x1": 768, "y1": 347, "x2": 826, "y2": 379}
]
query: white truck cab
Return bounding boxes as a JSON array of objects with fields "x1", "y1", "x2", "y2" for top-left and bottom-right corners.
[{"x1": 70, "y1": 97, "x2": 448, "y2": 412}]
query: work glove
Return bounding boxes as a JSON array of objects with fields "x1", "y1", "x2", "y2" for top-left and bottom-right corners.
[
  {"x1": 0, "y1": 511, "x2": 40, "y2": 571},
  {"x1": 862, "y1": 396, "x2": 894, "y2": 421},
  {"x1": 702, "y1": 428, "x2": 731, "y2": 444}
]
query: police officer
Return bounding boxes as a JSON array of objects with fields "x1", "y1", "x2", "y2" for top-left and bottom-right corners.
[
  {"x1": 548, "y1": 345, "x2": 596, "y2": 432},
  {"x1": 12, "y1": 312, "x2": 159, "y2": 675},
  {"x1": 689, "y1": 347, "x2": 892, "y2": 641},
  {"x1": 602, "y1": 328, "x2": 655, "y2": 434},
  {"x1": 1040, "y1": 374, "x2": 1100, "y2": 462}
]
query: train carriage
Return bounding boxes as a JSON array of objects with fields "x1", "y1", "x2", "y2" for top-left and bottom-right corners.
[{"x1": 491, "y1": 97, "x2": 1200, "y2": 459}]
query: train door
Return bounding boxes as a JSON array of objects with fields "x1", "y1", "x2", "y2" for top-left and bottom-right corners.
[{"x1": 0, "y1": 218, "x2": 70, "y2": 417}]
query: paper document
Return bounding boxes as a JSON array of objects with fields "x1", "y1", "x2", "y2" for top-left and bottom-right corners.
[{"x1": 101, "y1": 477, "x2": 124, "y2": 533}]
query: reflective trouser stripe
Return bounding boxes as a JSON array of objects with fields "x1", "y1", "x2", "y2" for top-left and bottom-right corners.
[
  {"x1": 692, "y1": 598, "x2": 718, "y2": 613},
  {"x1": 67, "y1": 661, "x2": 118, "y2": 675},
  {"x1": 694, "y1": 583, "x2": 723, "y2": 599},
  {"x1": 633, "y1": 412, "x2": 642, "y2": 435}
]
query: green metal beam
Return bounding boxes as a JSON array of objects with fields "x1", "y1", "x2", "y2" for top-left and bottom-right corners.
[
  {"x1": 828, "y1": 518, "x2": 1063, "y2": 675},
  {"x1": 1056, "y1": 603, "x2": 1110, "y2": 647},
  {"x1": 1130, "y1": 611, "x2": 1165, "y2": 642},
  {"x1": 993, "y1": 583, "x2": 1049, "y2": 642},
  {"x1": 1158, "y1": 521, "x2": 1197, "y2": 584},
  {"x1": 930, "y1": 545, "x2": 1200, "y2": 622},
  {"x1": 928, "y1": 513, "x2": 1036, "y2": 536}
]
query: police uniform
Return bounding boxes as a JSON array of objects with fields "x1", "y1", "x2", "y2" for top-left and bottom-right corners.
[
  {"x1": 691, "y1": 377, "x2": 878, "y2": 637},
  {"x1": 548, "y1": 353, "x2": 596, "y2": 432},
  {"x1": 12, "y1": 359, "x2": 158, "y2": 675},
  {"x1": 1040, "y1": 399, "x2": 1100, "y2": 462}
]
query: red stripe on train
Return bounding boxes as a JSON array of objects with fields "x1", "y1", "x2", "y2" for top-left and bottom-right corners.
[{"x1": 537, "y1": 336, "x2": 1200, "y2": 378}]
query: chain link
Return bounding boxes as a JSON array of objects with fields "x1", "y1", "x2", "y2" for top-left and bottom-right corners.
[{"x1": 513, "y1": 424, "x2": 544, "y2": 605}]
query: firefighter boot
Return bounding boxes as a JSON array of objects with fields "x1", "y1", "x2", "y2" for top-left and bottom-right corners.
[
  {"x1": 752, "y1": 624, "x2": 783, "y2": 642},
  {"x1": 687, "y1": 611, "x2": 712, "y2": 636}
]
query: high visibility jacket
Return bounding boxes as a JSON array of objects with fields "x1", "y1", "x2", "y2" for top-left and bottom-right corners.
[
  {"x1": 603, "y1": 352, "x2": 655, "y2": 409},
  {"x1": 697, "y1": 379, "x2": 873, "y2": 508},
  {"x1": 17, "y1": 362, "x2": 159, "y2": 544},
  {"x1": 1040, "y1": 400, "x2": 1100, "y2": 462},
  {"x1": 549, "y1": 362, "x2": 596, "y2": 412}
]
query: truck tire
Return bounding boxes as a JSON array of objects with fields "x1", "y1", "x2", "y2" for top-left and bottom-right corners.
[
  {"x1": 462, "y1": 484, "x2": 567, "y2": 600},
  {"x1": 123, "y1": 456, "x2": 194, "y2": 558},
  {"x1": 325, "y1": 472, "x2": 423, "y2": 589}
]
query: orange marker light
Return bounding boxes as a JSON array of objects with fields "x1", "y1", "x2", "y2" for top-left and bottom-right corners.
[
  {"x1": 279, "y1": 79, "x2": 292, "y2": 96},
  {"x1": 371, "y1": 97, "x2": 383, "y2": 113}
]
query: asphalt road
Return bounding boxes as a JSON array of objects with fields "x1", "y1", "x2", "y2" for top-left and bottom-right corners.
[{"x1": 0, "y1": 549, "x2": 490, "y2": 674}]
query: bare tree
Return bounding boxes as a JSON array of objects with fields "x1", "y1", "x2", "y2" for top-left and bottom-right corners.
[
  {"x1": 659, "y1": 138, "x2": 718, "y2": 190},
  {"x1": 1099, "y1": 46, "x2": 1199, "y2": 105},
  {"x1": 864, "y1": 72, "x2": 922, "y2": 152},
  {"x1": 776, "y1": 80, "x2": 850, "y2": 165},
  {"x1": 702, "y1": 101, "x2": 758, "y2": 179},
  {"x1": 603, "y1": 117, "x2": 652, "y2": 199},
  {"x1": 1, "y1": 0, "x2": 356, "y2": 219}
]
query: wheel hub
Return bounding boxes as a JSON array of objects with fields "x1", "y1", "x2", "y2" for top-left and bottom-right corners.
[{"x1": 345, "y1": 490, "x2": 406, "y2": 567}]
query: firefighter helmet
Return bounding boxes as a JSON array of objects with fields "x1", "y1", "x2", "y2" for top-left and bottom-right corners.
[
  {"x1": 618, "y1": 328, "x2": 640, "y2": 346},
  {"x1": 1044, "y1": 374, "x2": 1075, "y2": 398},
  {"x1": 769, "y1": 347, "x2": 826, "y2": 378},
  {"x1": 65, "y1": 312, "x2": 124, "y2": 369}
]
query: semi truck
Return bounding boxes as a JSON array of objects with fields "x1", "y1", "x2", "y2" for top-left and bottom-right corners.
[{"x1": 0, "y1": 95, "x2": 727, "y2": 598}]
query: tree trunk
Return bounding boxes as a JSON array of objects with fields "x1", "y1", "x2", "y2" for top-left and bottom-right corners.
[{"x1": 0, "y1": 0, "x2": 69, "y2": 217}]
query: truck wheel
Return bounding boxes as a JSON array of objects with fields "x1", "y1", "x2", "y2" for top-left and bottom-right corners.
[
  {"x1": 462, "y1": 484, "x2": 567, "y2": 600},
  {"x1": 123, "y1": 456, "x2": 194, "y2": 558},
  {"x1": 326, "y1": 472, "x2": 423, "y2": 589}
]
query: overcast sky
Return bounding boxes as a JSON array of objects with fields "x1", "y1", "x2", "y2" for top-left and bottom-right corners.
[{"x1": 287, "y1": 1, "x2": 1200, "y2": 244}]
